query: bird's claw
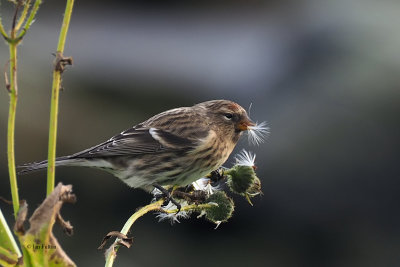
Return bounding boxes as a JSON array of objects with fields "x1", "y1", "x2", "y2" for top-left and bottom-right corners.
[
  {"x1": 153, "y1": 183, "x2": 181, "y2": 213},
  {"x1": 169, "y1": 197, "x2": 181, "y2": 213}
]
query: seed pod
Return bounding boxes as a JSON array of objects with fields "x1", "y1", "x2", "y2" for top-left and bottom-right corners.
[
  {"x1": 225, "y1": 165, "x2": 262, "y2": 205},
  {"x1": 204, "y1": 191, "x2": 234, "y2": 224}
]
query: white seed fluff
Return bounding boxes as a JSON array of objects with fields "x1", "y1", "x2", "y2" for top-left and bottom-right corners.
[
  {"x1": 156, "y1": 201, "x2": 191, "y2": 224},
  {"x1": 235, "y1": 149, "x2": 256, "y2": 167},
  {"x1": 247, "y1": 121, "x2": 270, "y2": 146}
]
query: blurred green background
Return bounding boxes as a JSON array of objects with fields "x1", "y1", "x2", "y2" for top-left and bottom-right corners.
[{"x1": 1, "y1": 0, "x2": 399, "y2": 266}]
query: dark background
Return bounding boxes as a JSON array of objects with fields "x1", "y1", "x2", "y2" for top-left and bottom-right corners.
[{"x1": 1, "y1": 0, "x2": 399, "y2": 266}]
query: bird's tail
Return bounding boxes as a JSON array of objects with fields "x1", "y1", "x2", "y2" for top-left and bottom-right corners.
[{"x1": 18, "y1": 156, "x2": 83, "y2": 174}]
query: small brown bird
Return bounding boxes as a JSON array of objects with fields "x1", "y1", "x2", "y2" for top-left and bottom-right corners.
[{"x1": 20, "y1": 100, "x2": 265, "y2": 195}]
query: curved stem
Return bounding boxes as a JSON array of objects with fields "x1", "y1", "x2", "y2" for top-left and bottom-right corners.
[
  {"x1": 104, "y1": 199, "x2": 217, "y2": 267},
  {"x1": 46, "y1": 0, "x2": 74, "y2": 196},
  {"x1": 105, "y1": 199, "x2": 164, "y2": 267}
]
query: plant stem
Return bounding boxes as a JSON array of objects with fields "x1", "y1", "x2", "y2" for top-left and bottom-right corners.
[
  {"x1": 15, "y1": 0, "x2": 31, "y2": 32},
  {"x1": 4, "y1": 0, "x2": 42, "y2": 219},
  {"x1": 17, "y1": 0, "x2": 42, "y2": 39},
  {"x1": 0, "y1": 208, "x2": 21, "y2": 258},
  {"x1": 105, "y1": 199, "x2": 164, "y2": 267},
  {"x1": 161, "y1": 203, "x2": 217, "y2": 214},
  {"x1": 46, "y1": 0, "x2": 74, "y2": 196},
  {"x1": 104, "y1": 199, "x2": 216, "y2": 266},
  {"x1": 56, "y1": 0, "x2": 74, "y2": 53},
  {"x1": 0, "y1": 18, "x2": 7, "y2": 38},
  {"x1": 46, "y1": 64, "x2": 61, "y2": 196},
  {"x1": 7, "y1": 40, "x2": 20, "y2": 219}
]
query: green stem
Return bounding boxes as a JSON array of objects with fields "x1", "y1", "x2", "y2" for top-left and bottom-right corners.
[
  {"x1": 15, "y1": 0, "x2": 31, "y2": 32},
  {"x1": 3, "y1": 0, "x2": 42, "y2": 221},
  {"x1": 46, "y1": 66, "x2": 60, "y2": 196},
  {"x1": 0, "y1": 208, "x2": 21, "y2": 258},
  {"x1": 104, "y1": 199, "x2": 216, "y2": 267},
  {"x1": 0, "y1": 18, "x2": 7, "y2": 38},
  {"x1": 46, "y1": 0, "x2": 74, "y2": 196},
  {"x1": 7, "y1": 41, "x2": 20, "y2": 219},
  {"x1": 56, "y1": 0, "x2": 74, "y2": 53},
  {"x1": 17, "y1": 0, "x2": 41, "y2": 39},
  {"x1": 105, "y1": 199, "x2": 164, "y2": 267},
  {"x1": 161, "y1": 203, "x2": 217, "y2": 214}
]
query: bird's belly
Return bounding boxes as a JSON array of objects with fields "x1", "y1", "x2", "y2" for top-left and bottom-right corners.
[{"x1": 114, "y1": 139, "x2": 234, "y2": 190}]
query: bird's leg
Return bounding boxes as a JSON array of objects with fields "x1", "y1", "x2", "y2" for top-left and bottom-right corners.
[
  {"x1": 153, "y1": 183, "x2": 169, "y2": 200},
  {"x1": 152, "y1": 183, "x2": 181, "y2": 212}
]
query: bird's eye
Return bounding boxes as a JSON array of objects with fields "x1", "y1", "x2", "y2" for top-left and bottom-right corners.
[{"x1": 224, "y1": 113, "x2": 233, "y2": 120}]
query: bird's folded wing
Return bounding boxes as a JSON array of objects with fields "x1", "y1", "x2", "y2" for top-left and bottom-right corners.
[{"x1": 71, "y1": 127, "x2": 201, "y2": 158}]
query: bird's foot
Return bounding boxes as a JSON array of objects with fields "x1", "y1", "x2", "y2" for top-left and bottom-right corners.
[{"x1": 153, "y1": 183, "x2": 181, "y2": 213}]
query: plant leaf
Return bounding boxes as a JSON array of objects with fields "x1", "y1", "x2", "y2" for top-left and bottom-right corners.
[{"x1": 18, "y1": 183, "x2": 76, "y2": 267}]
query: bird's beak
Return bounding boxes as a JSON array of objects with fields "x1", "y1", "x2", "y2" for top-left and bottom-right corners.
[{"x1": 237, "y1": 117, "x2": 255, "y2": 131}]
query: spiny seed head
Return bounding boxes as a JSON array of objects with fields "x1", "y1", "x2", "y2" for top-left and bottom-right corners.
[
  {"x1": 204, "y1": 191, "x2": 234, "y2": 224},
  {"x1": 226, "y1": 165, "x2": 257, "y2": 194},
  {"x1": 225, "y1": 165, "x2": 262, "y2": 204},
  {"x1": 244, "y1": 176, "x2": 262, "y2": 205},
  {"x1": 246, "y1": 176, "x2": 262, "y2": 196}
]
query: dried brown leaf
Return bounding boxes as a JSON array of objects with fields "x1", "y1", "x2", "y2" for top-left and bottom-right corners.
[{"x1": 98, "y1": 231, "x2": 133, "y2": 250}]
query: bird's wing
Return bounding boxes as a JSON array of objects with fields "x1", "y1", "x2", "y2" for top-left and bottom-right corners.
[{"x1": 71, "y1": 127, "x2": 201, "y2": 158}]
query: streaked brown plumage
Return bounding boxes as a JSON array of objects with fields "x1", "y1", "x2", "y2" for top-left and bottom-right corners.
[{"x1": 19, "y1": 100, "x2": 255, "y2": 191}]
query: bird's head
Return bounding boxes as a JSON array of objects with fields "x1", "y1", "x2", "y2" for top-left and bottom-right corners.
[{"x1": 197, "y1": 100, "x2": 255, "y2": 142}]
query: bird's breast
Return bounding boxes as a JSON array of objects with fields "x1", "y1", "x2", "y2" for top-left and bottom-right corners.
[{"x1": 191, "y1": 130, "x2": 235, "y2": 171}]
